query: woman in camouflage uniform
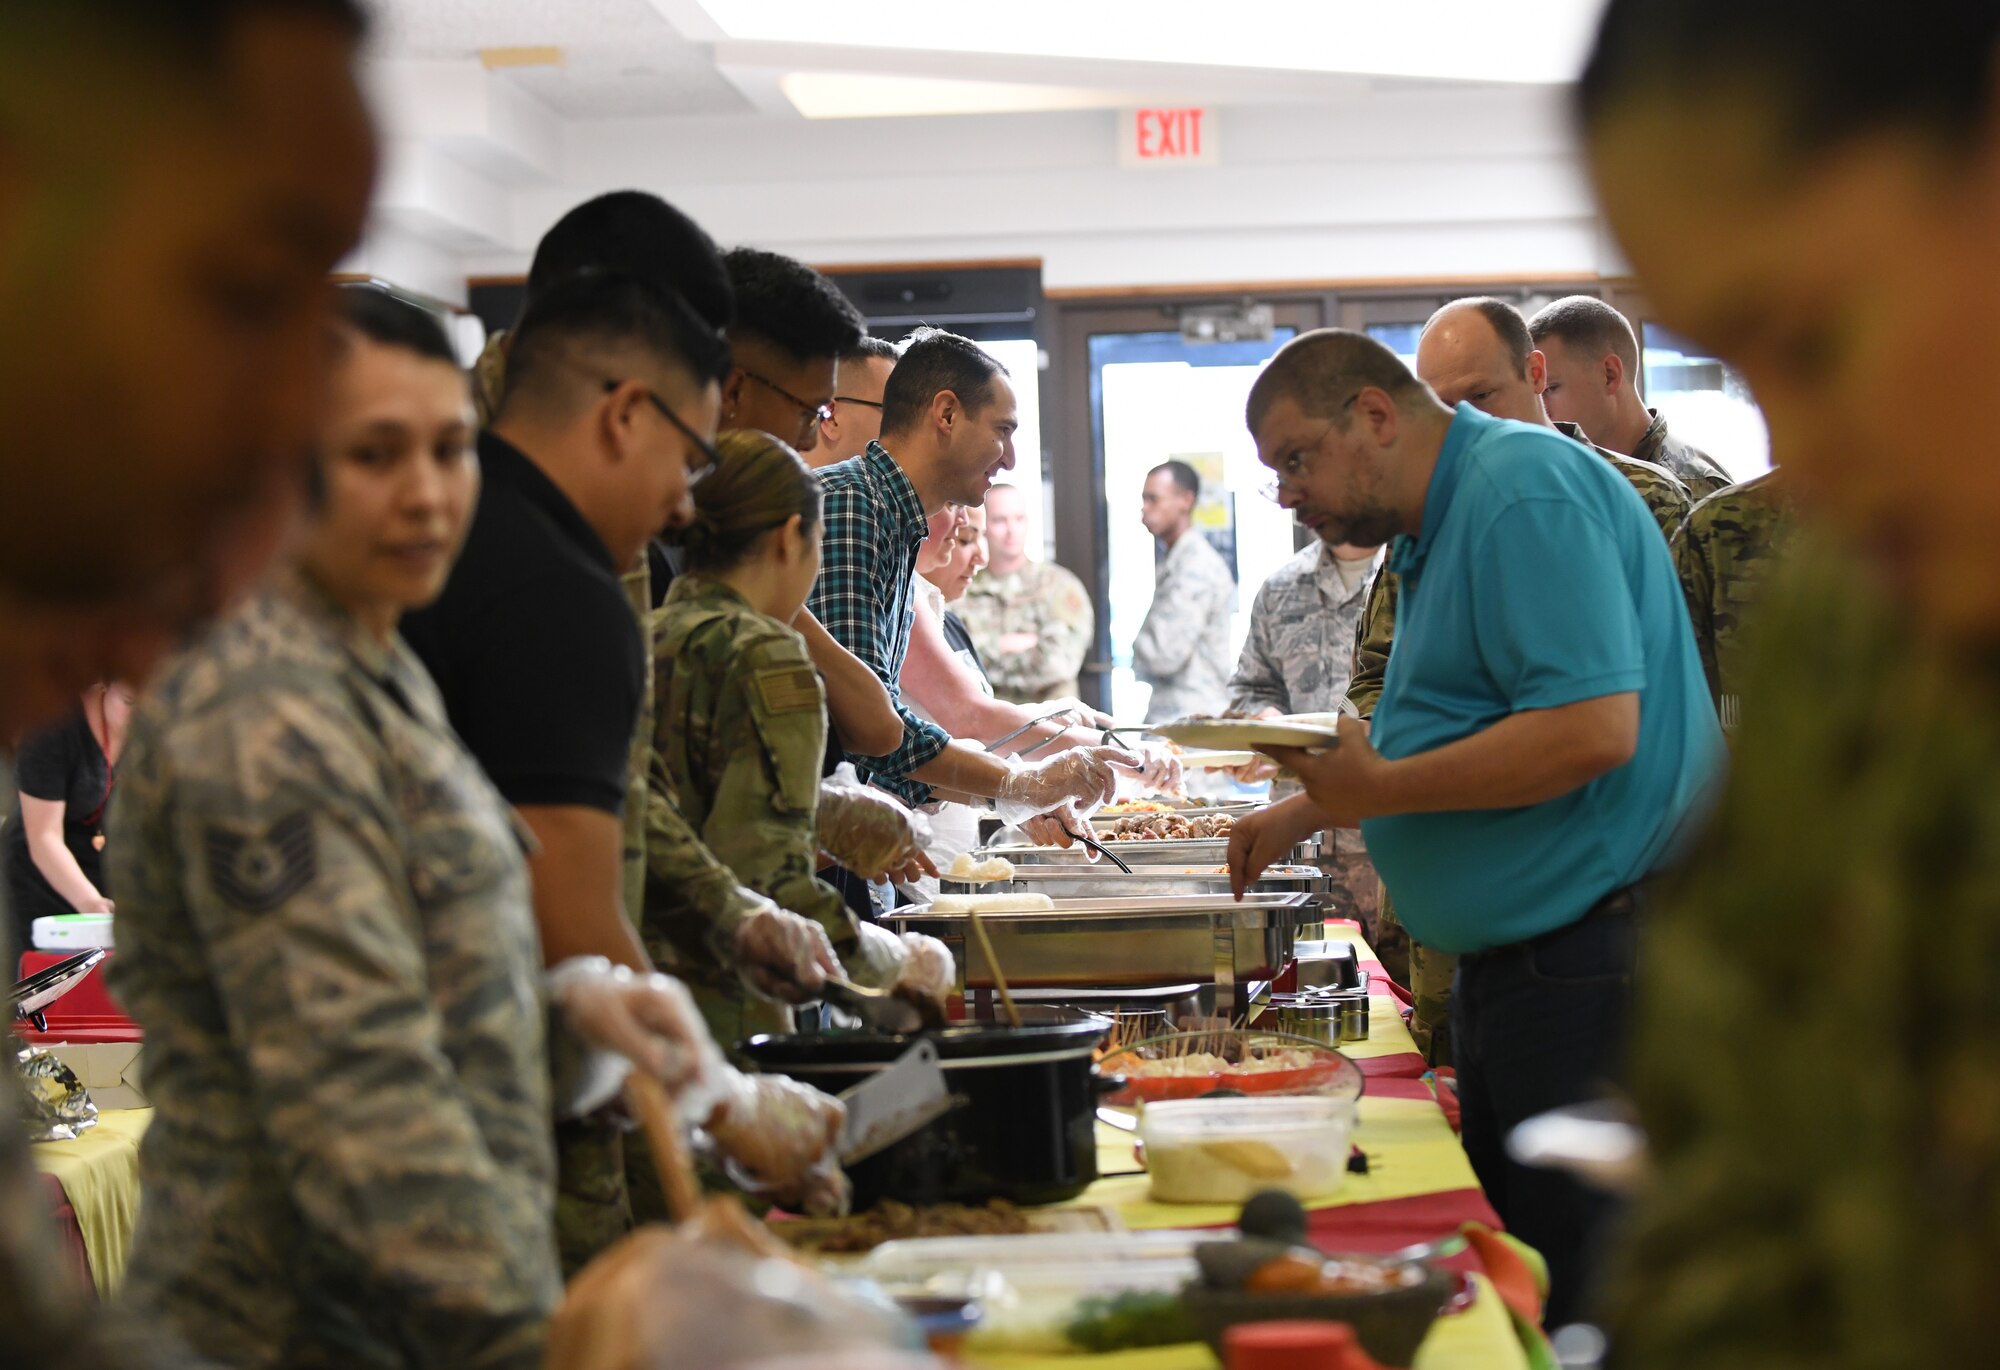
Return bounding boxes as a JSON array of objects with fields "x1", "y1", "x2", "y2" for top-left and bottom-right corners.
[
  {"x1": 650, "y1": 430, "x2": 953, "y2": 1045},
  {"x1": 108, "y1": 291, "x2": 844, "y2": 1370}
]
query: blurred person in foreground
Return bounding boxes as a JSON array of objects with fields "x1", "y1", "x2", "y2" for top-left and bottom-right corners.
[
  {"x1": 110, "y1": 287, "x2": 841, "y2": 1370},
  {"x1": 1579, "y1": 2, "x2": 2000, "y2": 1364},
  {"x1": 1528, "y1": 294, "x2": 1732, "y2": 497},
  {"x1": 0, "y1": 1, "x2": 377, "y2": 1362},
  {"x1": 808, "y1": 328, "x2": 1141, "y2": 848},
  {"x1": 1228, "y1": 330, "x2": 1724, "y2": 1324},
  {"x1": 648, "y1": 430, "x2": 953, "y2": 1045},
  {"x1": 1349, "y1": 296, "x2": 1698, "y2": 1064},
  {"x1": 959, "y1": 482, "x2": 1096, "y2": 705}
]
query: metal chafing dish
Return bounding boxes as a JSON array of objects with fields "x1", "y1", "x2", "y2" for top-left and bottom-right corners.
[
  {"x1": 944, "y1": 862, "x2": 1331, "y2": 905},
  {"x1": 886, "y1": 891, "x2": 1315, "y2": 1020},
  {"x1": 1087, "y1": 801, "x2": 1261, "y2": 833},
  {"x1": 989, "y1": 836, "x2": 1328, "y2": 866}
]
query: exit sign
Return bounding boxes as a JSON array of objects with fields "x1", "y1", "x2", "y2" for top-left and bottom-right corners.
[{"x1": 1119, "y1": 107, "x2": 1219, "y2": 168}]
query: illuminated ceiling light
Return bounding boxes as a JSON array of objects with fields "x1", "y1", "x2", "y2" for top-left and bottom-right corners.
[
  {"x1": 779, "y1": 71, "x2": 1128, "y2": 119},
  {"x1": 675, "y1": 0, "x2": 1611, "y2": 85}
]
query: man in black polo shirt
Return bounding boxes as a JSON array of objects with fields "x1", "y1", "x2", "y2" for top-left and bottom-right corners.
[{"x1": 403, "y1": 269, "x2": 736, "y2": 1271}]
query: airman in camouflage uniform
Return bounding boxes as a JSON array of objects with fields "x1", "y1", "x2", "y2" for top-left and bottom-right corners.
[
  {"x1": 105, "y1": 574, "x2": 558, "y2": 1370},
  {"x1": 1671, "y1": 469, "x2": 1802, "y2": 722},
  {"x1": 1134, "y1": 531, "x2": 1237, "y2": 722},
  {"x1": 959, "y1": 559, "x2": 1095, "y2": 704},
  {"x1": 1347, "y1": 428, "x2": 1694, "y2": 1065},
  {"x1": 646, "y1": 575, "x2": 862, "y2": 1046},
  {"x1": 1227, "y1": 540, "x2": 1390, "y2": 966},
  {"x1": 1602, "y1": 542, "x2": 2000, "y2": 1370},
  {"x1": 1631, "y1": 407, "x2": 1732, "y2": 501}
]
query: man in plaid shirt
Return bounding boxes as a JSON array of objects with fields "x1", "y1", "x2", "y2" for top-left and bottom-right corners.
[{"x1": 809, "y1": 328, "x2": 1134, "y2": 845}]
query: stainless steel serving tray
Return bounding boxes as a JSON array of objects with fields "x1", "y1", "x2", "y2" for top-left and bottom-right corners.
[
  {"x1": 946, "y1": 863, "x2": 1327, "y2": 902},
  {"x1": 990, "y1": 837, "x2": 1236, "y2": 865},
  {"x1": 887, "y1": 893, "x2": 1314, "y2": 1013}
]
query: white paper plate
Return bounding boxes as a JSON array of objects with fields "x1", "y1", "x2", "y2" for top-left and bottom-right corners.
[
  {"x1": 1154, "y1": 718, "x2": 1341, "y2": 750},
  {"x1": 1175, "y1": 748, "x2": 1258, "y2": 769}
]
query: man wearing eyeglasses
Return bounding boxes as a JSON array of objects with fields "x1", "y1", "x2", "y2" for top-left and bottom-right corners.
[
  {"x1": 402, "y1": 268, "x2": 733, "y2": 1273},
  {"x1": 1228, "y1": 329, "x2": 1724, "y2": 1325},
  {"x1": 720, "y1": 247, "x2": 862, "y2": 457},
  {"x1": 814, "y1": 335, "x2": 902, "y2": 468}
]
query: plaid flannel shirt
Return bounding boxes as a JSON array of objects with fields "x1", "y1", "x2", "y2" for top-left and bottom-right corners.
[{"x1": 807, "y1": 441, "x2": 950, "y2": 805}]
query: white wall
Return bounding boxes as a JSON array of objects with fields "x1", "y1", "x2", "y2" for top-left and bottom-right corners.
[{"x1": 354, "y1": 67, "x2": 1617, "y2": 295}]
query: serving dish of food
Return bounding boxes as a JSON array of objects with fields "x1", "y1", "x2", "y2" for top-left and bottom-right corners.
[
  {"x1": 773, "y1": 1198, "x2": 1121, "y2": 1256},
  {"x1": 1097, "y1": 1028, "x2": 1364, "y2": 1108},
  {"x1": 1096, "y1": 811, "x2": 1238, "y2": 841}
]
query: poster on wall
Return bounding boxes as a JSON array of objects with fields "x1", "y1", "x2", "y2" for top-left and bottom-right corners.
[{"x1": 1175, "y1": 451, "x2": 1238, "y2": 582}]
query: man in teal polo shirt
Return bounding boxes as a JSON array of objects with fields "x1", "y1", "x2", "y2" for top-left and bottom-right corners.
[{"x1": 1229, "y1": 328, "x2": 1723, "y2": 1324}]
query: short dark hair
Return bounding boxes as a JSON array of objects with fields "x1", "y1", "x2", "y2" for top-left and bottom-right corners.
[
  {"x1": 501, "y1": 271, "x2": 733, "y2": 418},
  {"x1": 1424, "y1": 298, "x2": 1535, "y2": 379},
  {"x1": 1580, "y1": 0, "x2": 2000, "y2": 161},
  {"x1": 336, "y1": 286, "x2": 458, "y2": 367},
  {"x1": 1245, "y1": 329, "x2": 1428, "y2": 433},
  {"x1": 1150, "y1": 460, "x2": 1201, "y2": 498},
  {"x1": 526, "y1": 191, "x2": 732, "y2": 333},
  {"x1": 1, "y1": 1, "x2": 367, "y2": 69},
  {"x1": 880, "y1": 327, "x2": 1007, "y2": 436},
  {"x1": 1528, "y1": 295, "x2": 1640, "y2": 374},
  {"x1": 723, "y1": 248, "x2": 865, "y2": 363},
  {"x1": 841, "y1": 334, "x2": 903, "y2": 370}
]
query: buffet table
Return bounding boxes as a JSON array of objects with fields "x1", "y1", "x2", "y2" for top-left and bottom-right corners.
[
  {"x1": 33, "y1": 1107, "x2": 150, "y2": 1297},
  {"x1": 972, "y1": 923, "x2": 1524, "y2": 1369}
]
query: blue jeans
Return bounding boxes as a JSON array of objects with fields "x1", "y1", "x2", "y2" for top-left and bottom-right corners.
[{"x1": 1452, "y1": 892, "x2": 1639, "y2": 1327}]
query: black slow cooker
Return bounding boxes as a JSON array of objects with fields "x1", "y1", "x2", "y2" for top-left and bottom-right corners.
[{"x1": 743, "y1": 1007, "x2": 1115, "y2": 1209}]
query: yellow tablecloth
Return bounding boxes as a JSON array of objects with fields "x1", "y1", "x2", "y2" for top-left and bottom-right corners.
[
  {"x1": 966, "y1": 924, "x2": 1525, "y2": 1369},
  {"x1": 33, "y1": 1107, "x2": 151, "y2": 1297}
]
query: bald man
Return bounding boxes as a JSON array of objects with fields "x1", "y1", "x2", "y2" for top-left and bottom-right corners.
[
  {"x1": 958, "y1": 483, "x2": 1095, "y2": 704},
  {"x1": 1347, "y1": 296, "x2": 1698, "y2": 1067},
  {"x1": 1530, "y1": 295, "x2": 1731, "y2": 498}
]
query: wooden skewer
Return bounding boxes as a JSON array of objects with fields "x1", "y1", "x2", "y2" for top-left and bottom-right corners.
[
  {"x1": 965, "y1": 908, "x2": 1022, "y2": 1029},
  {"x1": 625, "y1": 1072, "x2": 702, "y2": 1224}
]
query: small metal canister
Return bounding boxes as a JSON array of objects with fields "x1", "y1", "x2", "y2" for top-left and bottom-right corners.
[{"x1": 1273, "y1": 994, "x2": 1342, "y2": 1044}]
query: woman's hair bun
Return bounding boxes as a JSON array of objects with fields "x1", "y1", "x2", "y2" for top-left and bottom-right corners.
[{"x1": 679, "y1": 429, "x2": 824, "y2": 572}]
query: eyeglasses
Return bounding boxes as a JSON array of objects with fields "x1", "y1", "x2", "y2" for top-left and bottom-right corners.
[
  {"x1": 605, "y1": 379, "x2": 720, "y2": 486},
  {"x1": 742, "y1": 369, "x2": 835, "y2": 433},
  {"x1": 1257, "y1": 398, "x2": 1357, "y2": 503},
  {"x1": 833, "y1": 395, "x2": 885, "y2": 410}
]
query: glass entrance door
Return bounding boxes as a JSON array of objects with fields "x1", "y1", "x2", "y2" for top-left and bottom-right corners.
[{"x1": 1052, "y1": 299, "x2": 1326, "y2": 717}]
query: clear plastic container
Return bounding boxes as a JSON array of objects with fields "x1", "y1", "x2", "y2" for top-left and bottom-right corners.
[{"x1": 1138, "y1": 1095, "x2": 1356, "y2": 1205}]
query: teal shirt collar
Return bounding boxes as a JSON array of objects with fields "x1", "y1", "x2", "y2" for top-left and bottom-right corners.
[{"x1": 1388, "y1": 403, "x2": 1485, "y2": 582}]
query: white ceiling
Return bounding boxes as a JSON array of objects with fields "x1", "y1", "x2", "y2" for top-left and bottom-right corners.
[
  {"x1": 369, "y1": 0, "x2": 748, "y2": 119},
  {"x1": 348, "y1": 0, "x2": 1618, "y2": 304}
]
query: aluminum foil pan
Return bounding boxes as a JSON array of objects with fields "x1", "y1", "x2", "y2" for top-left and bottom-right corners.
[{"x1": 16, "y1": 1046, "x2": 96, "y2": 1142}]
